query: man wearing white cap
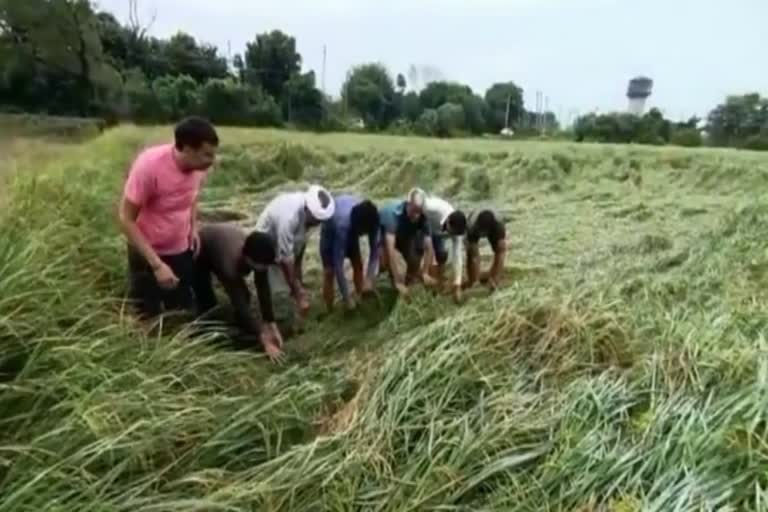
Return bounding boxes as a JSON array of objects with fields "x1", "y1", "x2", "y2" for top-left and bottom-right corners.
[{"x1": 255, "y1": 184, "x2": 335, "y2": 316}]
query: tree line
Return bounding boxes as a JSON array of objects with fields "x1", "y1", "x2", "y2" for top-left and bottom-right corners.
[
  {"x1": 0, "y1": 0, "x2": 554, "y2": 136},
  {"x1": 574, "y1": 94, "x2": 768, "y2": 151},
  {"x1": 1, "y1": 0, "x2": 765, "y2": 149}
]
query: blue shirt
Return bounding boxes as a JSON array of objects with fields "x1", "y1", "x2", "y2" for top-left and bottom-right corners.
[
  {"x1": 321, "y1": 194, "x2": 380, "y2": 302},
  {"x1": 379, "y1": 200, "x2": 431, "y2": 237}
]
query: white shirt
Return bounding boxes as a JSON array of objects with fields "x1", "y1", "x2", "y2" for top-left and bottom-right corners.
[
  {"x1": 424, "y1": 196, "x2": 464, "y2": 286},
  {"x1": 255, "y1": 192, "x2": 307, "y2": 263}
]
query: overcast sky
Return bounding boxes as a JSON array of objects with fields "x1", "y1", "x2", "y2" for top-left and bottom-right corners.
[{"x1": 96, "y1": 0, "x2": 767, "y2": 122}]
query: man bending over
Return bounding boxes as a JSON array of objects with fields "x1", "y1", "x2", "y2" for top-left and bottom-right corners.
[
  {"x1": 255, "y1": 184, "x2": 335, "y2": 318},
  {"x1": 193, "y1": 223, "x2": 284, "y2": 363},
  {"x1": 320, "y1": 196, "x2": 380, "y2": 311},
  {"x1": 423, "y1": 195, "x2": 468, "y2": 303},
  {"x1": 379, "y1": 188, "x2": 435, "y2": 299},
  {"x1": 464, "y1": 208, "x2": 507, "y2": 291}
]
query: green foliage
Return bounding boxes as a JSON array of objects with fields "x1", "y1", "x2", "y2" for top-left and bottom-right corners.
[
  {"x1": 485, "y1": 81, "x2": 524, "y2": 133},
  {"x1": 707, "y1": 93, "x2": 768, "y2": 149},
  {"x1": 742, "y1": 134, "x2": 768, "y2": 151},
  {"x1": 342, "y1": 63, "x2": 398, "y2": 130},
  {"x1": 243, "y1": 30, "x2": 301, "y2": 100},
  {"x1": 575, "y1": 108, "x2": 675, "y2": 146},
  {"x1": 436, "y1": 102, "x2": 465, "y2": 137},
  {"x1": 283, "y1": 72, "x2": 324, "y2": 128},
  {"x1": 199, "y1": 79, "x2": 282, "y2": 126},
  {"x1": 671, "y1": 128, "x2": 703, "y2": 148},
  {"x1": 400, "y1": 91, "x2": 423, "y2": 122},
  {"x1": 415, "y1": 108, "x2": 439, "y2": 136}
]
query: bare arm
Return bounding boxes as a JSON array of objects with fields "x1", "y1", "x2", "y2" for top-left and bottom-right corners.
[
  {"x1": 280, "y1": 259, "x2": 301, "y2": 298},
  {"x1": 118, "y1": 197, "x2": 162, "y2": 270},
  {"x1": 421, "y1": 235, "x2": 434, "y2": 278},
  {"x1": 385, "y1": 233, "x2": 404, "y2": 285},
  {"x1": 466, "y1": 243, "x2": 480, "y2": 288},
  {"x1": 452, "y1": 235, "x2": 463, "y2": 287}
]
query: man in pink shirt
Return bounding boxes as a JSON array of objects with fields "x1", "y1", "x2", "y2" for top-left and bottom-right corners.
[{"x1": 118, "y1": 116, "x2": 219, "y2": 318}]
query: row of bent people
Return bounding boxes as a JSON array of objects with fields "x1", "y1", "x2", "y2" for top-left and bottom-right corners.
[{"x1": 117, "y1": 117, "x2": 506, "y2": 362}]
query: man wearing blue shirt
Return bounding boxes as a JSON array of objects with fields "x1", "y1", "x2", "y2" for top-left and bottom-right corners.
[
  {"x1": 379, "y1": 188, "x2": 436, "y2": 299},
  {"x1": 320, "y1": 195, "x2": 380, "y2": 311}
]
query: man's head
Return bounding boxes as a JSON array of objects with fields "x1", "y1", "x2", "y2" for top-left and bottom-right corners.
[
  {"x1": 350, "y1": 200, "x2": 380, "y2": 236},
  {"x1": 445, "y1": 210, "x2": 467, "y2": 236},
  {"x1": 242, "y1": 231, "x2": 276, "y2": 271},
  {"x1": 405, "y1": 187, "x2": 426, "y2": 222},
  {"x1": 304, "y1": 184, "x2": 335, "y2": 227},
  {"x1": 174, "y1": 116, "x2": 219, "y2": 172},
  {"x1": 475, "y1": 210, "x2": 499, "y2": 237}
]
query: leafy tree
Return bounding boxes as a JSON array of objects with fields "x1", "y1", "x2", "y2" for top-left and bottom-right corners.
[
  {"x1": 396, "y1": 73, "x2": 406, "y2": 93},
  {"x1": 419, "y1": 81, "x2": 473, "y2": 110},
  {"x1": 163, "y1": 32, "x2": 227, "y2": 83},
  {"x1": 707, "y1": 93, "x2": 768, "y2": 147},
  {"x1": 484, "y1": 82, "x2": 524, "y2": 133},
  {"x1": 415, "y1": 109, "x2": 438, "y2": 136},
  {"x1": 461, "y1": 95, "x2": 488, "y2": 135},
  {"x1": 401, "y1": 91, "x2": 423, "y2": 122},
  {"x1": 123, "y1": 67, "x2": 161, "y2": 121},
  {"x1": 436, "y1": 102, "x2": 465, "y2": 137},
  {"x1": 0, "y1": 0, "x2": 119, "y2": 115},
  {"x1": 233, "y1": 54, "x2": 245, "y2": 82},
  {"x1": 244, "y1": 30, "x2": 301, "y2": 100},
  {"x1": 283, "y1": 71, "x2": 324, "y2": 127},
  {"x1": 342, "y1": 63, "x2": 397, "y2": 130},
  {"x1": 670, "y1": 128, "x2": 703, "y2": 147}
]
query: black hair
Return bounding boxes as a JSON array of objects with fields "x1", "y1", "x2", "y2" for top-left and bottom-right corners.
[
  {"x1": 475, "y1": 210, "x2": 499, "y2": 237},
  {"x1": 446, "y1": 210, "x2": 467, "y2": 236},
  {"x1": 242, "y1": 231, "x2": 276, "y2": 265},
  {"x1": 318, "y1": 189, "x2": 332, "y2": 208},
  {"x1": 174, "y1": 116, "x2": 219, "y2": 150},
  {"x1": 350, "y1": 200, "x2": 380, "y2": 236}
]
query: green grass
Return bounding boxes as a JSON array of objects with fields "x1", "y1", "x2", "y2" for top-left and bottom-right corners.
[{"x1": 3, "y1": 125, "x2": 768, "y2": 510}]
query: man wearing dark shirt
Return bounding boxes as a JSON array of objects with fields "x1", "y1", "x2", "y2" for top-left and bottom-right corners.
[
  {"x1": 193, "y1": 222, "x2": 284, "y2": 362},
  {"x1": 464, "y1": 208, "x2": 507, "y2": 292}
]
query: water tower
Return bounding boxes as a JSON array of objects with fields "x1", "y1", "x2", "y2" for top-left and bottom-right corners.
[{"x1": 626, "y1": 76, "x2": 653, "y2": 115}]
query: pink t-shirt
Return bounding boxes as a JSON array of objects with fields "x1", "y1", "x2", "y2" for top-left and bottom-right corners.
[{"x1": 123, "y1": 143, "x2": 206, "y2": 255}]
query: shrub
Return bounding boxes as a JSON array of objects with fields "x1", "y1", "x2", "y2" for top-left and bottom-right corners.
[{"x1": 671, "y1": 128, "x2": 703, "y2": 148}]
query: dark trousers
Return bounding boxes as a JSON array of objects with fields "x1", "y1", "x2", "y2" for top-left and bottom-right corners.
[
  {"x1": 191, "y1": 253, "x2": 219, "y2": 315},
  {"x1": 127, "y1": 245, "x2": 196, "y2": 318},
  {"x1": 394, "y1": 228, "x2": 425, "y2": 282}
]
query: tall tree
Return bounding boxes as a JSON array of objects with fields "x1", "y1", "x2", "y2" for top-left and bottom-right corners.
[
  {"x1": 1, "y1": 0, "x2": 118, "y2": 115},
  {"x1": 342, "y1": 63, "x2": 397, "y2": 130},
  {"x1": 283, "y1": 71, "x2": 324, "y2": 127},
  {"x1": 244, "y1": 30, "x2": 301, "y2": 100},
  {"x1": 484, "y1": 82, "x2": 524, "y2": 133},
  {"x1": 163, "y1": 32, "x2": 227, "y2": 83},
  {"x1": 707, "y1": 93, "x2": 768, "y2": 147}
]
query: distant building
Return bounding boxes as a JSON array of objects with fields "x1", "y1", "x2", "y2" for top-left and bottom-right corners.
[{"x1": 627, "y1": 76, "x2": 653, "y2": 116}]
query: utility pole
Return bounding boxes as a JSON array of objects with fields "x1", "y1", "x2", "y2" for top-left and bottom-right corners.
[
  {"x1": 535, "y1": 91, "x2": 541, "y2": 133},
  {"x1": 321, "y1": 44, "x2": 327, "y2": 123},
  {"x1": 321, "y1": 44, "x2": 327, "y2": 96},
  {"x1": 544, "y1": 95, "x2": 549, "y2": 135}
]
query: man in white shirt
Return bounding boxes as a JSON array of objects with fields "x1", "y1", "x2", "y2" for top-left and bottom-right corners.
[
  {"x1": 255, "y1": 184, "x2": 335, "y2": 317},
  {"x1": 423, "y1": 195, "x2": 468, "y2": 303}
]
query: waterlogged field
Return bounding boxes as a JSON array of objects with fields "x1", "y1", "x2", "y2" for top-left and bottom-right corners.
[{"x1": 2, "y1": 125, "x2": 768, "y2": 510}]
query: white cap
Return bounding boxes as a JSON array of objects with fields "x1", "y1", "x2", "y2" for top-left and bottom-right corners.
[
  {"x1": 407, "y1": 187, "x2": 426, "y2": 208},
  {"x1": 305, "y1": 184, "x2": 335, "y2": 221}
]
